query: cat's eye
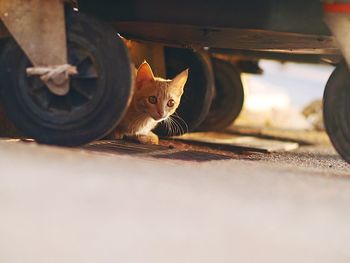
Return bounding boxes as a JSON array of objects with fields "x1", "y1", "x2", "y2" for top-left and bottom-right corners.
[
  {"x1": 167, "y1": 99, "x2": 175, "y2": 107},
  {"x1": 148, "y1": 96, "x2": 157, "y2": 104}
]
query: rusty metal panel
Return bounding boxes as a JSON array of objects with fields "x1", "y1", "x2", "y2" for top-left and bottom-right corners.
[
  {"x1": 324, "y1": 13, "x2": 350, "y2": 68},
  {"x1": 0, "y1": 0, "x2": 67, "y2": 66},
  {"x1": 0, "y1": 0, "x2": 69, "y2": 95},
  {"x1": 127, "y1": 40, "x2": 166, "y2": 78}
]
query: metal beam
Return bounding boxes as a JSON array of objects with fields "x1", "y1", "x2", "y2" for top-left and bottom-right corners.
[
  {"x1": 114, "y1": 22, "x2": 340, "y2": 55},
  {"x1": 210, "y1": 48, "x2": 342, "y2": 64}
]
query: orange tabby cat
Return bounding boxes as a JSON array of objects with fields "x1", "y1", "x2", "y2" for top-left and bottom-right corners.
[{"x1": 113, "y1": 61, "x2": 188, "y2": 144}]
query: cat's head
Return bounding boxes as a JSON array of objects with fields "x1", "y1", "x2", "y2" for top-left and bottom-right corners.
[{"x1": 133, "y1": 61, "x2": 188, "y2": 122}]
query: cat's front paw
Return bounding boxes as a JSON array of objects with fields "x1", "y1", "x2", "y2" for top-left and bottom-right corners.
[
  {"x1": 114, "y1": 132, "x2": 124, "y2": 140},
  {"x1": 103, "y1": 131, "x2": 124, "y2": 140},
  {"x1": 135, "y1": 132, "x2": 159, "y2": 145}
]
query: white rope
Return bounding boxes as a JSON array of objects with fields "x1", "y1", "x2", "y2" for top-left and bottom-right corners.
[{"x1": 26, "y1": 64, "x2": 77, "y2": 85}]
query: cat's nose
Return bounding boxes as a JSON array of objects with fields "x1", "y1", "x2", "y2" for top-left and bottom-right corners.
[{"x1": 157, "y1": 109, "x2": 165, "y2": 118}]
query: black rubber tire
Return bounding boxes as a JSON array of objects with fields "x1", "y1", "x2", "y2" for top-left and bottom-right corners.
[
  {"x1": 323, "y1": 62, "x2": 350, "y2": 164},
  {"x1": 198, "y1": 58, "x2": 244, "y2": 131},
  {"x1": 0, "y1": 8, "x2": 133, "y2": 146},
  {"x1": 0, "y1": 38, "x2": 9, "y2": 102},
  {"x1": 154, "y1": 47, "x2": 214, "y2": 137}
]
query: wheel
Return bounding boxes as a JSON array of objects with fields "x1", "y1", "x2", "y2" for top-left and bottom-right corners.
[
  {"x1": 323, "y1": 62, "x2": 350, "y2": 163},
  {"x1": 198, "y1": 58, "x2": 244, "y2": 131},
  {"x1": 0, "y1": 8, "x2": 133, "y2": 146},
  {"x1": 154, "y1": 47, "x2": 214, "y2": 137},
  {"x1": 0, "y1": 38, "x2": 9, "y2": 103}
]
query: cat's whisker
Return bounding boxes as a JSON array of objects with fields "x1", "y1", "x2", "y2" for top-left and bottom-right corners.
[
  {"x1": 165, "y1": 118, "x2": 172, "y2": 137},
  {"x1": 168, "y1": 117, "x2": 176, "y2": 136},
  {"x1": 179, "y1": 119, "x2": 187, "y2": 135},
  {"x1": 164, "y1": 119, "x2": 173, "y2": 137},
  {"x1": 171, "y1": 113, "x2": 188, "y2": 135},
  {"x1": 163, "y1": 120, "x2": 169, "y2": 136},
  {"x1": 172, "y1": 117, "x2": 182, "y2": 135},
  {"x1": 174, "y1": 113, "x2": 189, "y2": 134},
  {"x1": 167, "y1": 117, "x2": 175, "y2": 136},
  {"x1": 170, "y1": 116, "x2": 184, "y2": 136}
]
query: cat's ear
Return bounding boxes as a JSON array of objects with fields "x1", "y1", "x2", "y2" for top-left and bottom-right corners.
[
  {"x1": 136, "y1": 61, "x2": 155, "y2": 85},
  {"x1": 171, "y1": 69, "x2": 189, "y2": 92}
]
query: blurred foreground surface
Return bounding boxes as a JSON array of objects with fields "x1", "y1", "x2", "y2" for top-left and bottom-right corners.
[{"x1": 0, "y1": 132, "x2": 349, "y2": 263}]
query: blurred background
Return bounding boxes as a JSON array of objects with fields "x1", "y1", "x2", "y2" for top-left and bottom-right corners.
[{"x1": 236, "y1": 60, "x2": 334, "y2": 131}]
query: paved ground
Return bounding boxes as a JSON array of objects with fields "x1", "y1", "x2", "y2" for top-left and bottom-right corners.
[{"x1": 0, "y1": 134, "x2": 350, "y2": 263}]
